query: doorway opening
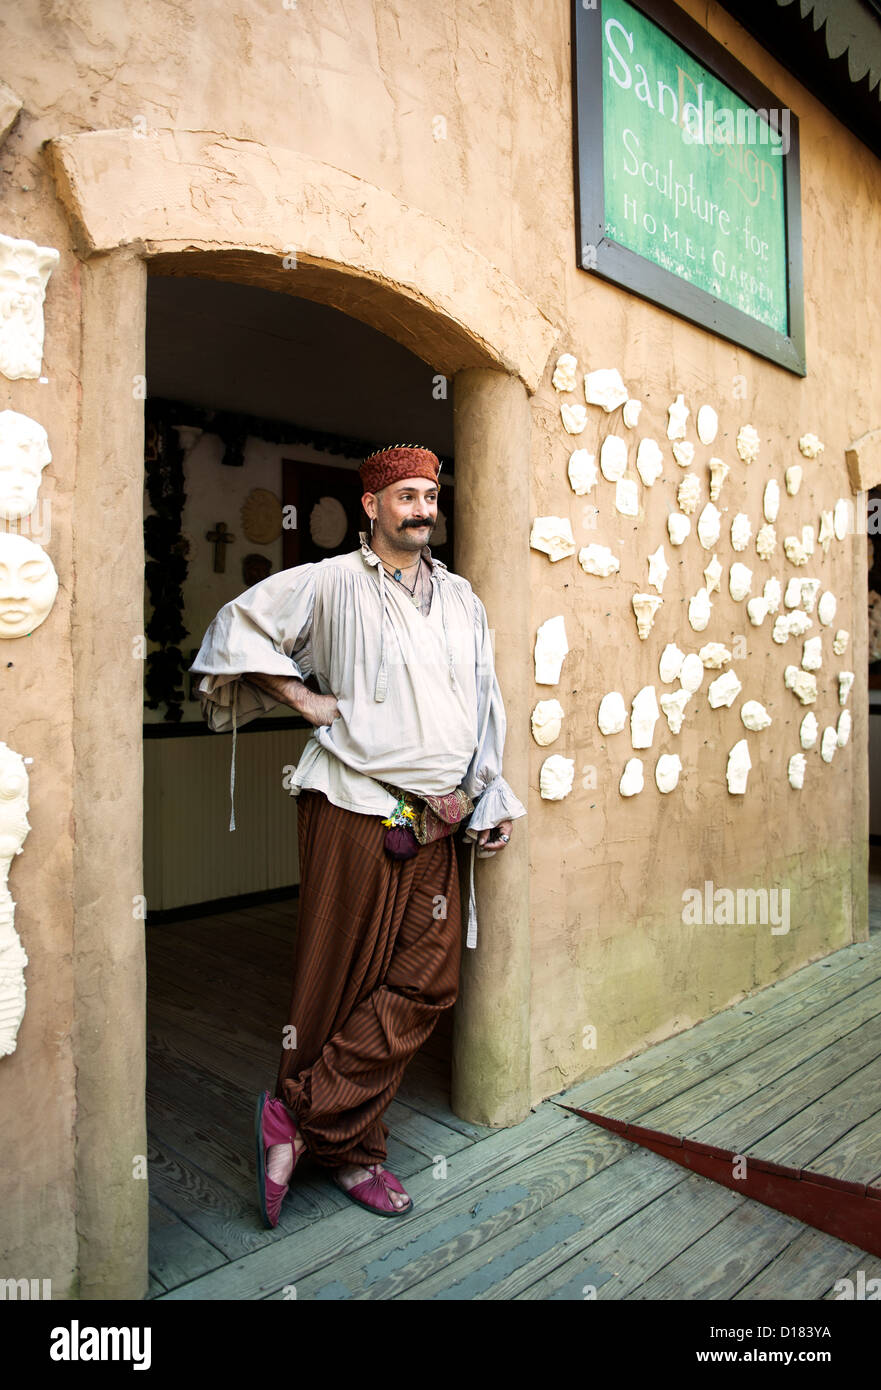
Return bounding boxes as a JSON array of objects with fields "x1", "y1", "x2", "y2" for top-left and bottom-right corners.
[{"x1": 142, "y1": 272, "x2": 466, "y2": 1290}]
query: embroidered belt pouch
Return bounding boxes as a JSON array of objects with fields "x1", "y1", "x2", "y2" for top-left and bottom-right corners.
[{"x1": 377, "y1": 780, "x2": 474, "y2": 860}]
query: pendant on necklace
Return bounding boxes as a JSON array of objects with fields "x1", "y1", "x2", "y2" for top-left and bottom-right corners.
[{"x1": 393, "y1": 568, "x2": 402, "y2": 581}]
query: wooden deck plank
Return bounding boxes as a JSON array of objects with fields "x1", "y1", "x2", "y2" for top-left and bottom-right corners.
[
  {"x1": 381, "y1": 1147, "x2": 692, "y2": 1302},
  {"x1": 802, "y1": 1111, "x2": 881, "y2": 1184},
  {"x1": 736, "y1": 1053, "x2": 881, "y2": 1171},
  {"x1": 148, "y1": 1196, "x2": 228, "y2": 1289},
  {"x1": 634, "y1": 980, "x2": 881, "y2": 1138},
  {"x1": 515, "y1": 1170, "x2": 743, "y2": 1301},
  {"x1": 153, "y1": 1104, "x2": 585, "y2": 1298},
  {"x1": 551, "y1": 945, "x2": 881, "y2": 1116},
  {"x1": 631, "y1": 1203, "x2": 810, "y2": 1300},
  {"x1": 308, "y1": 1131, "x2": 646, "y2": 1301},
  {"x1": 820, "y1": 1255, "x2": 881, "y2": 1298},
  {"x1": 733, "y1": 1226, "x2": 880, "y2": 1300},
  {"x1": 691, "y1": 1025, "x2": 881, "y2": 1159}
]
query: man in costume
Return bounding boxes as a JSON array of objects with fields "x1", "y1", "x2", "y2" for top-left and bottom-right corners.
[{"x1": 190, "y1": 444, "x2": 525, "y2": 1223}]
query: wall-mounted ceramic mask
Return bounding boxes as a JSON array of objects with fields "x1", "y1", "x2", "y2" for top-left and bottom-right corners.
[
  {"x1": 0, "y1": 532, "x2": 58, "y2": 637},
  {"x1": 0, "y1": 410, "x2": 51, "y2": 520}
]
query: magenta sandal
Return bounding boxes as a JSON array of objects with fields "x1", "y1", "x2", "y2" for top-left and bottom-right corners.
[
  {"x1": 255, "y1": 1090, "x2": 302, "y2": 1229},
  {"x1": 333, "y1": 1163, "x2": 414, "y2": 1217}
]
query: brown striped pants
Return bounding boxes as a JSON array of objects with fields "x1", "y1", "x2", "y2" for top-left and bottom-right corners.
[{"x1": 273, "y1": 789, "x2": 462, "y2": 1169}]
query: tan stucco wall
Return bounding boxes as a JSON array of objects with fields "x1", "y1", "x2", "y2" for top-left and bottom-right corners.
[{"x1": 0, "y1": 0, "x2": 878, "y2": 1291}]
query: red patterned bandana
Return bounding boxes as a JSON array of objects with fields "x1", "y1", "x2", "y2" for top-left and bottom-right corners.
[{"x1": 360, "y1": 444, "x2": 440, "y2": 494}]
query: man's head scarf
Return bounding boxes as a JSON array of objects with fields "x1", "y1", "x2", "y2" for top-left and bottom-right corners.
[{"x1": 360, "y1": 444, "x2": 440, "y2": 495}]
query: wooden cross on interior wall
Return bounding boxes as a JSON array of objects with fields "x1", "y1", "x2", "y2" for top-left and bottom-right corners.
[{"x1": 206, "y1": 521, "x2": 235, "y2": 573}]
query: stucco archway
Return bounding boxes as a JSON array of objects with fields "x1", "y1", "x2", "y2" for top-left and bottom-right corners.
[{"x1": 49, "y1": 130, "x2": 555, "y2": 1297}]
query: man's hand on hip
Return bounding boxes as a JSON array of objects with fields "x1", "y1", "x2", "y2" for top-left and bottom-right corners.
[
  {"x1": 244, "y1": 672, "x2": 339, "y2": 727},
  {"x1": 477, "y1": 819, "x2": 513, "y2": 853}
]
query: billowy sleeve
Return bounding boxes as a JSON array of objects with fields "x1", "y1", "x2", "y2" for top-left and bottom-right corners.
[
  {"x1": 461, "y1": 593, "x2": 527, "y2": 835},
  {"x1": 189, "y1": 564, "x2": 317, "y2": 733}
]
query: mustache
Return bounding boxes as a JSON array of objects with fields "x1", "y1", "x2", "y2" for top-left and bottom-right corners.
[{"x1": 400, "y1": 518, "x2": 433, "y2": 527}]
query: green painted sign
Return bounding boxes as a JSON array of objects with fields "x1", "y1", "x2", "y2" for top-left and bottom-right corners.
[{"x1": 601, "y1": 0, "x2": 789, "y2": 335}]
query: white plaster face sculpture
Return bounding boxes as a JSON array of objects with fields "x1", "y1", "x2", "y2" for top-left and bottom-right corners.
[
  {"x1": 746, "y1": 597, "x2": 768, "y2": 626},
  {"x1": 667, "y1": 393, "x2": 689, "y2": 441},
  {"x1": 763, "y1": 479, "x2": 780, "y2": 524},
  {"x1": 741, "y1": 700, "x2": 772, "y2": 731},
  {"x1": 600, "y1": 434, "x2": 627, "y2": 482},
  {"x1": 579, "y1": 543, "x2": 619, "y2": 578},
  {"x1": 833, "y1": 499, "x2": 850, "y2": 541},
  {"x1": 839, "y1": 671, "x2": 854, "y2": 706},
  {"x1": 833, "y1": 630, "x2": 849, "y2": 656},
  {"x1": 0, "y1": 410, "x2": 51, "y2": 520},
  {"x1": 655, "y1": 754, "x2": 682, "y2": 793},
  {"x1": 708, "y1": 670, "x2": 742, "y2": 708},
  {"x1": 818, "y1": 511, "x2": 834, "y2": 553},
  {"x1": 677, "y1": 473, "x2": 700, "y2": 516},
  {"x1": 647, "y1": 545, "x2": 668, "y2": 593},
  {"x1": 0, "y1": 532, "x2": 58, "y2": 638},
  {"x1": 800, "y1": 712, "x2": 818, "y2": 749},
  {"x1": 731, "y1": 514, "x2": 751, "y2": 552},
  {"x1": 727, "y1": 739, "x2": 752, "y2": 794},
  {"x1": 679, "y1": 653, "x2": 704, "y2": 693},
  {"x1": 636, "y1": 438, "x2": 664, "y2": 487},
  {"x1": 619, "y1": 758, "x2": 644, "y2": 797},
  {"x1": 697, "y1": 405, "x2": 718, "y2": 446},
  {"x1": 818, "y1": 591, "x2": 836, "y2": 626},
  {"x1": 704, "y1": 554, "x2": 723, "y2": 595},
  {"x1": 616, "y1": 478, "x2": 639, "y2": 517},
  {"x1": 585, "y1": 368, "x2": 628, "y2": 412},
  {"x1": 567, "y1": 449, "x2": 597, "y2": 495},
  {"x1": 700, "y1": 643, "x2": 731, "y2": 669},
  {"x1": 764, "y1": 576, "x2": 782, "y2": 614},
  {"x1": 799, "y1": 433, "x2": 824, "y2": 459},
  {"x1": 622, "y1": 398, "x2": 642, "y2": 429},
  {"x1": 708, "y1": 458, "x2": 729, "y2": 502},
  {"x1": 697, "y1": 502, "x2": 721, "y2": 550},
  {"x1": 534, "y1": 615, "x2": 568, "y2": 684},
  {"x1": 784, "y1": 578, "x2": 803, "y2": 609},
  {"x1": 531, "y1": 699, "x2": 565, "y2": 747},
  {"x1": 561, "y1": 403, "x2": 587, "y2": 435},
  {"x1": 729, "y1": 563, "x2": 752, "y2": 602},
  {"x1": 802, "y1": 636, "x2": 822, "y2": 671},
  {"x1": 802, "y1": 525, "x2": 815, "y2": 558},
  {"x1": 660, "y1": 688, "x2": 691, "y2": 733},
  {"x1": 785, "y1": 465, "x2": 802, "y2": 496},
  {"x1": 0, "y1": 232, "x2": 60, "y2": 381},
  {"x1": 755, "y1": 524, "x2": 776, "y2": 560},
  {"x1": 788, "y1": 753, "x2": 806, "y2": 790},
  {"x1": 530, "y1": 516, "x2": 576, "y2": 562},
  {"x1": 0, "y1": 741, "x2": 31, "y2": 1056},
  {"x1": 811, "y1": 718, "x2": 833, "y2": 763},
  {"x1": 540, "y1": 754, "x2": 575, "y2": 800},
  {"x1": 632, "y1": 592, "x2": 662, "y2": 639},
  {"x1": 667, "y1": 512, "x2": 690, "y2": 546},
  {"x1": 688, "y1": 587, "x2": 712, "y2": 632},
  {"x1": 552, "y1": 353, "x2": 578, "y2": 392},
  {"x1": 630, "y1": 685, "x2": 660, "y2": 750},
  {"x1": 736, "y1": 424, "x2": 760, "y2": 464},
  {"x1": 672, "y1": 440, "x2": 695, "y2": 468},
  {"x1": 598, "y1": 691, "x2": 627, "y2": 736},
  {"x1": 837, "y1": 710, "x2": 852, "y2": 747},
  {"x1": 659, "y1": 643, "x2": 685, "y2": 684}
]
